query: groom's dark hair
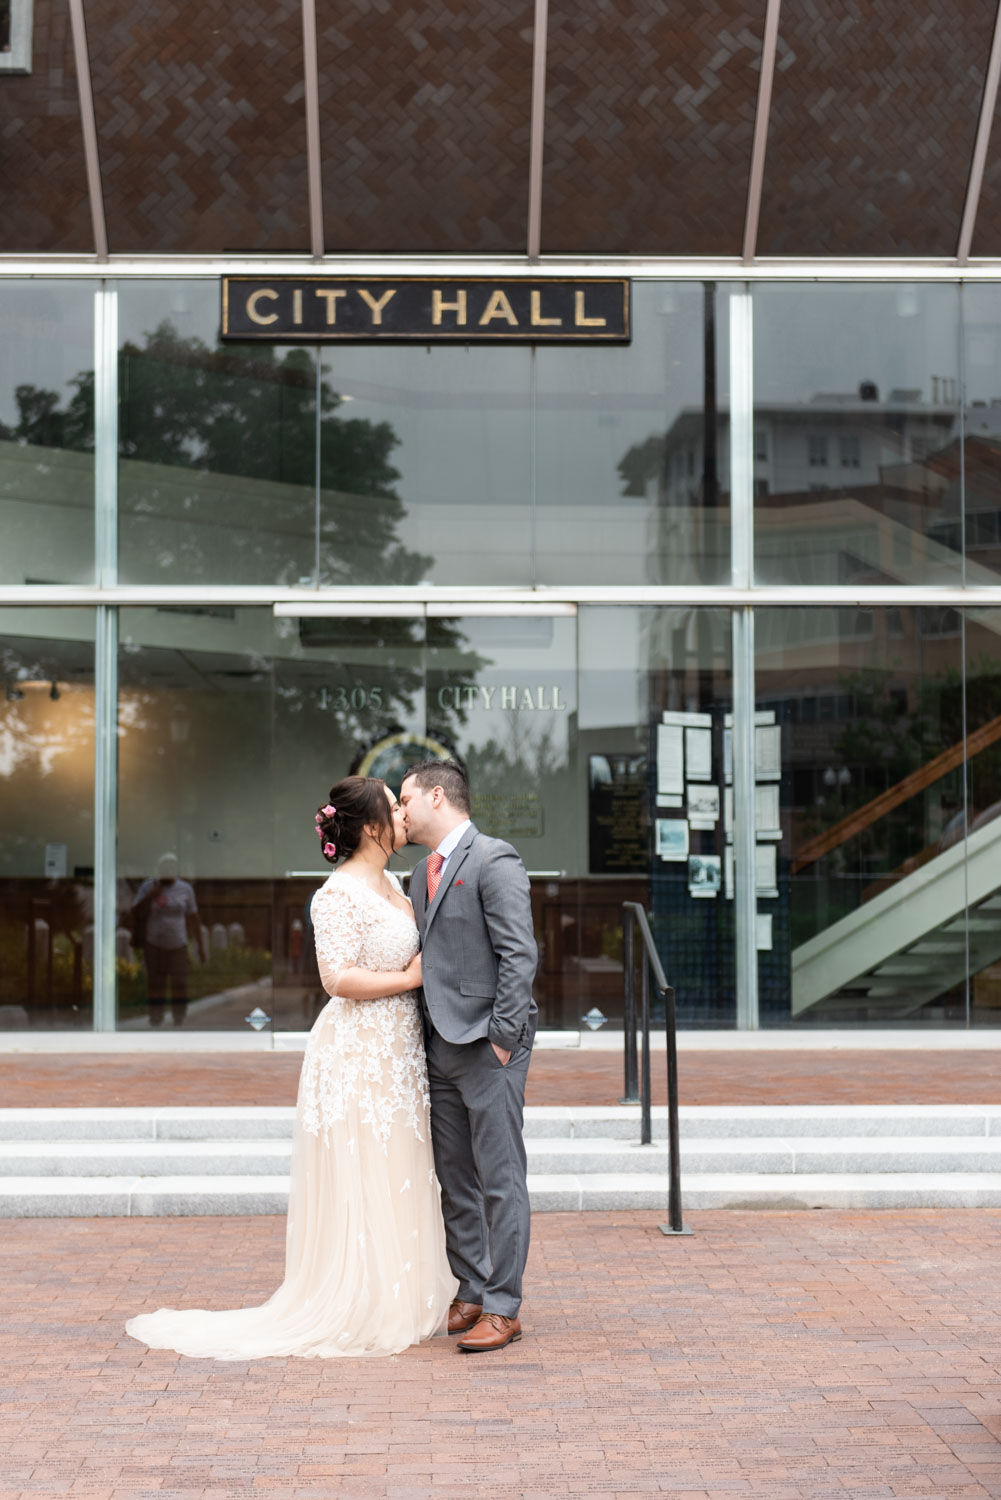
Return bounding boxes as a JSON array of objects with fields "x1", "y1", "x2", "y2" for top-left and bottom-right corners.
[{"x1": 402, "y1": 759, "x2": 471, "y2": 815}]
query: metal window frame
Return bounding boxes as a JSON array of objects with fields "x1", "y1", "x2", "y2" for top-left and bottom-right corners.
[
  {"x1": 91, "y1": 282, "x2": 118, "y2": 1031},
  {"x1": 728, "y1": 289, "x2": 757, "y2": 1028},
  {"x1": 10, "y1": 256, "x2": 1001, "y2": 279},
  {"x1": 7, "y1": 585, "x2": 1001, "y2": 608},
  {"x1": 0, "y1": 0, "x2": 33, "y2": 72}
]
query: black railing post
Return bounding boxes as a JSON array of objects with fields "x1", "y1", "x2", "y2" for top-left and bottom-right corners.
[
  {"x1": 621, "y1": 900, "x2": 691, "y2": 1237},
  {"x1": 663, "y1": 981, "x2": 684, "y2": 1234},
  {"x1": 621, "y1": 908, "x2": 639, "y2": 1104},
  {"x1": 640, "y1": 951, "x2": 652, "y2": 1146}
]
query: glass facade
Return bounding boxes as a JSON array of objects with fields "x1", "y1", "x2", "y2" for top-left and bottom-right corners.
[
  {"x1": 536, "y1": 285, "x2": 731, "y2": 585},
  {"x1": 0, "y1": 609, "x2": 95, "y2": 1029},
  {"x1": 756, "y1": 606, "x2": 965, "y2": 1026},
  {"x1": 6, "y1": 275, "x2": 1001, "y2": 1032},
  {"x1": 0, "y1": 282, "x2": 94, "y2": 585},
  {"x1": 753, "y1": 283, "x2": 963, "y2": 588},
  {"x1": 115, "y1": 280, "x2": 728, "y2": 590}
]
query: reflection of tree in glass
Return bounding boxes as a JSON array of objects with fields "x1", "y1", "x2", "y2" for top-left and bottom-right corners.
[
  {"x1": 117, "y1": 323, "x2": 429, "y2": 586},
  {"x1": 461, "y1": 715, "x2": 568, "y2": 834},
  {"x1": 0, "y1": 374, "x2": 93, "y2": 450},
  {"x1": 2, "y1": 321, "x2": 431, "y2": 587}
]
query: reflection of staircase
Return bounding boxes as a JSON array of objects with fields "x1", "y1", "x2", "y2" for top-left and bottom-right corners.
[{"x1": 792, "y1": 817, "x2": 1001, "y2": 1018}]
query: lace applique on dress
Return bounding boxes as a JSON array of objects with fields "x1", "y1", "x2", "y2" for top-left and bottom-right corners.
[{"x1": 300, "y1": 874, "x2": 429, "y2": 1150}]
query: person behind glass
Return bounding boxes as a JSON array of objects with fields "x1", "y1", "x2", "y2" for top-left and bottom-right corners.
[{"x1": 131, "y1": 853, "x2": 206, "y2": 1028}]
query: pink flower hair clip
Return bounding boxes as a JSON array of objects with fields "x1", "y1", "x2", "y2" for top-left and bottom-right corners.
[
  {"x1": 315, "y1": 804, "x2": 337, "y2": 836},
  {"x1": 322, "y1": 841, "x2": 337, "y2": 858}
]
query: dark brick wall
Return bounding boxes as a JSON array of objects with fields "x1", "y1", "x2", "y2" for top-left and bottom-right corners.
[
  {"x1": 316, "y1": 0, "x2": 534, "y2": 253},
  {"x1": 2, "y1": 0, "x2": 1001, "y2": 256},
  {"x1": 541, "y1": 0, "x2": 764, "y2": 255},
  {"x1": 0, "y1": 0, "x2": 92, "y2": 251},
  {"x1": 758, "y1": 0, "x2": 994, "y2": 257},
  {"x1": 85, "y1": 0, "x2": 310, "y2": 253}
]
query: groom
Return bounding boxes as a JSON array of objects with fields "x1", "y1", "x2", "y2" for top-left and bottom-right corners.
[{"x1": 400, "y1": 759, "x2": 538, "y2": 1353}]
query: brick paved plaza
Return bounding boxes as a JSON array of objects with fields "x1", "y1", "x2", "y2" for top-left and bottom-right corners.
[
  {"x1": 3, "y1": 1207, "x2": 1001, "y2": 1500},
  {"x1": 3, "y1": 1047, "x2": 1001, "y2": 1109}
]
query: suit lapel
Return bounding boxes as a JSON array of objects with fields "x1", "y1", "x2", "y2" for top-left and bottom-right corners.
[
  {"x1": 411, "y1": 856, "x2": 428, "y2": 936},
  {"x1": 423, "y1": 824, "x2": 478, "y2": 937}
]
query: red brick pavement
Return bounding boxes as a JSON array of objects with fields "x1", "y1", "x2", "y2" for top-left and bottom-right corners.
[
  {"x1": 0, "y1": 1048, "x2": 1000, "y2": 1109},
  {"x1": 2, "y1": 1210, "x2": 1001, "y2": 1498}
]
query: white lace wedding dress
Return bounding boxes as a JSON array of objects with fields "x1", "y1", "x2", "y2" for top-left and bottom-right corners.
[{"x1": 125, "y1": 871, "x2": 457, "y2": 1359}]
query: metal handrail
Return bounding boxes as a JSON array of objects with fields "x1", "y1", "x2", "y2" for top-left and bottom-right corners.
[{"x1": 622, "y1": 902, "x2": 688, "y2": 1236}]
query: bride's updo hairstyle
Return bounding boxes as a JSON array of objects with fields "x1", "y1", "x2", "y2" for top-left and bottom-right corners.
[{"x1": 315, "y1": 776, "x2": 393, "y2": 865}]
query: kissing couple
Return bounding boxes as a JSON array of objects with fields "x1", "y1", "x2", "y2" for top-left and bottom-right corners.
[{"x1": 127, "y1": 758, "x2": 538, "y2": 1358}]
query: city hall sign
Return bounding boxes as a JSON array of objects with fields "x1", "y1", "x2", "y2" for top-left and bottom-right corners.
[{"x1": 221, "y1": 276, "x2": 630, "y2": 343}]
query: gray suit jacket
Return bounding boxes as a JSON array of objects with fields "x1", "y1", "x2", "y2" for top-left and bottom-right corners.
[{"x1": 411, "y1": 823, "x2": 538, "y2": 1050}]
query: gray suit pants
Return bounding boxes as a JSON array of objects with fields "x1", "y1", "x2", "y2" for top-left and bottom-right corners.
[{"x1": 424, "y1": 1022, "x2": 533, "y2": 1319}]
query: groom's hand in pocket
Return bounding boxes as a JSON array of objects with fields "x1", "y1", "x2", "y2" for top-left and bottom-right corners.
[{"x1": 490, "y1": 1042, "x2": 511, "y2": 1066}]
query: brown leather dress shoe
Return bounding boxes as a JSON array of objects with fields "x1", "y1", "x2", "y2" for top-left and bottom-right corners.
[
  {"x1": 447, "y1": 1299, "x2": 483, "y2": 1335},
  {"x1": 456, "y1": 1313, "x2": 522, "y2": 1352}
]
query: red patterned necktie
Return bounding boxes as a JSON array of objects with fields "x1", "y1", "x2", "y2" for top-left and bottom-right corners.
[{"x1": 426, "y1": 850, "x2": 445, "y2": 904}]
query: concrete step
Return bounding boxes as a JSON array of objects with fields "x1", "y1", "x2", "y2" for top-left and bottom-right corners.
[
  {"x1": 2, "y1": 1104, "x2": 1001, "y2": 1142},
  {"x1": 9, "y1": 1134, "x2": 1001, "y2": 1178},
  {"x1": 6, "y1": 1171, "x2": 1001, "y2": 1217}
]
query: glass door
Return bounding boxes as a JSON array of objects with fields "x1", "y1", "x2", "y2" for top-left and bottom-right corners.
[
  {"x1": 270, "y1": 605, "x2": 580, "y2": 1031},
  {"x1": 271, "y1": 608, "x2": 432, "y2": 1032}
]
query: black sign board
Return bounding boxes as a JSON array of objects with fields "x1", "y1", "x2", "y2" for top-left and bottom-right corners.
[
  {"x1": 588, "y1": 754, "x2": 649, "y2": 875},
  {"x1": 221, "y1": 276, "x2": 630, "y2": 343}
]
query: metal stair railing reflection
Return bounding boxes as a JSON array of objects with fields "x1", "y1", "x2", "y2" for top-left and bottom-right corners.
[
  {"x1": 621, "y1": 901, "x2": 690, "y2": 1237},
  {"x1": 792, "y1": 710, "x2": 1001, "y2": 875}
]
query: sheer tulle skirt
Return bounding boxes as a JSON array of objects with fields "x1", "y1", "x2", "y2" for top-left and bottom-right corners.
[{"x1": 126, "y1": 1034, "x2": 457, "y2": 1360}]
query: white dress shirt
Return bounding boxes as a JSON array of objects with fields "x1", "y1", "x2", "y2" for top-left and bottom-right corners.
[{"x1": 434, "y1": 819, "x2": 472, "y2": 878}]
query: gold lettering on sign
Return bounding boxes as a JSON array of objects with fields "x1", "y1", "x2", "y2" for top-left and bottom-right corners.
[
  {"x1": 530, "y1": 291, "x2": 561, "y2": 328},
  {"x1": 357, "y1": 288, "x2": 396, "y2": 325},
  {"x1": 315, "y1": 289, "x2": 347, "y2": 325},
  {"x1": 479, "y1": 290, "x2": 518, "y2": 327},
  {"x1": 246, "y1": 288, "x2": 279, "y2": 326},
  {"x1": 574, "y1": 290, "x2": 607, "y2": 328},
  {"x1": 432, "y1": 289, "x2": 468, "y2": 326},
  {"x1": 292, "y1": 288, "x2": 303, "y2": 325}
]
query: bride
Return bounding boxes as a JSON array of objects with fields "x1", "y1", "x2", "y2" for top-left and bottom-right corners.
[{"x1": 126, "y1": 775, "x2": 457, "y2": 1359}]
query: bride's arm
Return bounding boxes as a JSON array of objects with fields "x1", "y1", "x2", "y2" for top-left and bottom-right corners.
[
  {"x1": 312, "y1": 884, "x2": 422, "y2": 1000},
  {"x1": 335, "y1": 952, "x2": 421, "y2": 1001}
]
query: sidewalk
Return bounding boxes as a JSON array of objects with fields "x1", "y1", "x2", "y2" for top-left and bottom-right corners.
[
  {"x1": 1, "y1": 1046, "x2": 1000, "y2": 1108},
  {"x1": 3, "y1": 1208, "x2": 1001, "y2": 1498}
]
